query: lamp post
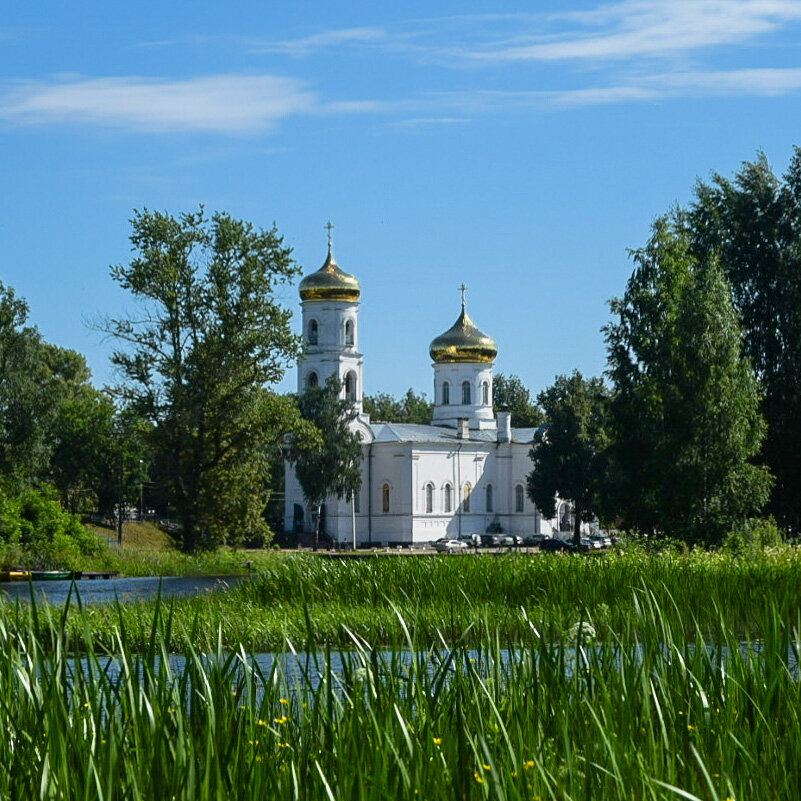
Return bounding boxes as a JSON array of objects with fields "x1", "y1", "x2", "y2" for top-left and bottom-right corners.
[{"x1": 139, "y1": 459, "x2": 144, "y2": 521}]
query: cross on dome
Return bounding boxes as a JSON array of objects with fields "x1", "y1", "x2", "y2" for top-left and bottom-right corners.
[
  {"x1": 459, "y1": 283, "x2": 468, "y2": 311},
  {"x1": 325, "y1": 221, "x2": 334, "y2": 253}
]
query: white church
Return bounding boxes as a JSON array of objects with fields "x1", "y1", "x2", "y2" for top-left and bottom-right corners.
[{"x1": 283, "y1": 235, "x2": 565, "y2": 546}]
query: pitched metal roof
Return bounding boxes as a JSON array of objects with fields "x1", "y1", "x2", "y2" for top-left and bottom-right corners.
[{"x1": 368, "y1": 422, "x2": 540, "y2": 445}]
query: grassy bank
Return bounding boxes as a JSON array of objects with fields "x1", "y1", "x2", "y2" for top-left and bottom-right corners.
[
  {"x1": 1, "y1": 585, "x2": 799, "y2": 800},
  {"x1": 6, "y1": 546, "x2": 801, "y2": 651}
]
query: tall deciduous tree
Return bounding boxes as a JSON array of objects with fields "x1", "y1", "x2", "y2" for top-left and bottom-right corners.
[
  {"x1": 604, "y1": 219, "x2": 772, "y2": 544},
  {"x1": 102, "y1": 208, "x2": 303, "y2": 550},
  {"x1": 527, "y1": 371, "x2": 609, "y2": 544},
  {"x1": 289, "y1": 376, "x2": 362, "y2": 551},
  {"x1": 0, "y1": 282, "x2": 55, "y2": 488},
  {"x1": 683, "y1": 148, "x2": 801, "y2": 532},
  {"x1": 493, "y1": 373, "x2": 544, "y2": 428}
]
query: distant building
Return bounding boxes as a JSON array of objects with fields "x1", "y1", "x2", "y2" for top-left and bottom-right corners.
[{"x1": 284, "y1": 236, "x2": 566, "y2": 545}]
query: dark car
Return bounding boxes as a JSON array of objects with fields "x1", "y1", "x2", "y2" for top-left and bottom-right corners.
[
  {"x1": 539, "y1": 538, "x2": 579, "y2": 553},
  {"x1": 480, "y1": 534, "x2": 501, "y2": 547},
  {"x1": 523, "y1": 534, "x2": 550, "y2": 546}
]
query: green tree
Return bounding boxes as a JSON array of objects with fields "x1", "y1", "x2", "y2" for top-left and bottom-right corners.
[
  {"x1": 289, "y1": 376, "x2": 362, "y2": 551},
  {"x1": 102, "y1": 207, "x2": 303, "y2": 550},
  {"x1": 684, "y1": 148, "x2": 801, "y2": 532},
  {"x1": 363, "y1": 388, "x2": 433, "y2": 424},
  {"x1": 527, "y1": 371, "x2": 609, "y2": 544},
  {"x1": 604, "y1": 219, "x2": 772, "y2": 544},
  {"x1": 0, "y1": 283, "x2": 56, "y2": 488},
  {"x1": 493, "y1": 373, "x2": 544, "y2": 428}
]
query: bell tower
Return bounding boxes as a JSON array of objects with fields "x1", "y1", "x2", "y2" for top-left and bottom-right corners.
[{"x1": 297, "y1": 223, "x2": 364, "y2": 412}]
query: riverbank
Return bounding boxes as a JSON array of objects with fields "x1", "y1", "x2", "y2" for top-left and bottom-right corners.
[{"x1": 4, "y1": 545, "x2": 800, "y2": 652}]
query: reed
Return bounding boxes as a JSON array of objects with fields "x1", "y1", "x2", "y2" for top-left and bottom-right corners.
[{"x1": 1, "y1": 583, "x2": 799, "y2": 800}]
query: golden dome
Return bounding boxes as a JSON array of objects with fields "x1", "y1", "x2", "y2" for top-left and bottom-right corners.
[
  {"x1": 299, "y1": 246, "x2": 361, "y2": 302},
  {"x1": 429, "y1": 301, "x2": 498, "y2": 364}
]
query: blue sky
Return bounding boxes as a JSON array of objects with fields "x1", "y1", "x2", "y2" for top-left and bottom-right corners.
[{"x1": 2, "y1": 0, "x2": 801, "y2": 399}]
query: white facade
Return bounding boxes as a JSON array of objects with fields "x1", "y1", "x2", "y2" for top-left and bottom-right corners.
[{"x1": 284, "y1": 244, "x2": 561, "y2": 546}]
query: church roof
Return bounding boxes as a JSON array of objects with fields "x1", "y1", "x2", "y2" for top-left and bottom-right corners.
[
  {"x1": 299, "y1": 244, "x2": 361, "y2": 302},
  {"x1": 429, "y1": 294, "x2": 497, "y2": 364},
  {"x1": 369, "y1": 422, "x2": 540, "y2": 444}
]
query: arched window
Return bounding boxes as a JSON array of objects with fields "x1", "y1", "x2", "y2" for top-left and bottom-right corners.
[
  {"x1": 382, "y1": 483, "x2": 390, "y2": 514},
  {"x1": 463, "y1": 483, "x2": 471, "y2": 513},
  {"x1": 462, "y1": 381, "x2": 471, "y2": 405},
  {"x1": 442, "y1": 382, "x2": 450, "y2": 405},
  {"x1": 515, "y1": 485, "x2": 525, "y2": 513},
  {"x1": 482, "y1": 381, "x2": 489, "y2": 406},
  {"x1": 308, "y1": 319, "x2": 318, "y2": 345},
  {"x1": 425, "y1": 483, "x2": 434, "y2": 513},
  {"x1": 307, "y1": 371, "x2": 319, "y2": 388},
  {"x1": 486, "y1": 484, "x2": 494, "y2": 513},
  {"x1": 345, "y1": 371, "x2": 357, "y2": 402},
  {"x1": 444, "y1": 484, "x2": 452, "y2": 513},
  {"x1": 344, "y1": 319, "x2": 354, "y2": 347}
]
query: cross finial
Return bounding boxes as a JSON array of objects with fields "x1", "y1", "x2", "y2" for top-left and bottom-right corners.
[
  {"x1": 325, "y1": 221, "x2": 334, "y2": 253},
  {"x1": 459, "y1": 283, "x2": 467, "y2": 311}
]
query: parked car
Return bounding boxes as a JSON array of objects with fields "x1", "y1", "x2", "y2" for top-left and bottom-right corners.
[
  {"x1": 523, "y1": 534, "x2": 550, "y2": 546},
  {"x1": 433, "y1": 538, "x2": 469, "y2": 553},
  {"x1": 480, "y1": 534, "x2": 502, "y2": 548},
  {"x1": 458, "y1": 533, "x2": 481, "y2": 547},
  {"x1": 498, "y1": 535, "x2": 523, "y2": 547},
  {"x1": 582, "y1": 537, "x2": 603, "y2": 550},
  {"x1": 539, "y1": 538, "x2": 579, "y2": 553},
  {"x1": 590, "y1": 535, "x2": 612, "y2": 548}
]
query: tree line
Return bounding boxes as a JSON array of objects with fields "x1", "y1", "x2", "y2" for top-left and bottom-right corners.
[
  {"x1": 2, "y1": 148, "x2": 800, "y2": 555},
  {"x1": 531, "y1": 148, "x2": 801, "y2": 546}
]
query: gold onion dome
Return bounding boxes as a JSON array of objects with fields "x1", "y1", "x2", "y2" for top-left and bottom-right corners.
[
  {"x1": 429, "y1": 298, "x2": 498, "y2": 364},
  {"x1": 299, "y1": 245, "x2": 361, "y2": 302}
]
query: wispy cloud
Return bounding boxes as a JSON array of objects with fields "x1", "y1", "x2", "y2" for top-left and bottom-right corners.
[
  {"x1": 464, "y1": 0, "x2": 801, "y2": 63},
  {"x1": 249, "y1": 27, "x2": 387, "y2": 57},
  {"x1": 252, "y1": 2, "x2": 801, "y2": 66},
  {"x1": 0, "y1": 74, "x2": 316, "y2": 133}
]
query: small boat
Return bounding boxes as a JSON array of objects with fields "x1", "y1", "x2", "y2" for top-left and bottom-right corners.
[
  {"x1": 1, "y1": 570, "x2": 32, "y2": 581},
  {"x1": 29, "y1": 571, "x2": 72, "y2": 581}
]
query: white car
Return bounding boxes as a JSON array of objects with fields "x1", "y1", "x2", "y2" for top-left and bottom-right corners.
[{"x1": 433, "y1": 538, "x2": 469, "y2": 553}]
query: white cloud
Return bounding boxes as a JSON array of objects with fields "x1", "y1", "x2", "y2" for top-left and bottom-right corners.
[
  {"x1": 460, "y1": 0, "x2": 801, "y2": 62},
  {"x1": 0, "y1": 74, "x2": 316, "y2": 133},
  {"x1": 250, "y1": 27, "x2": 387, "y2": 57},
  {"x1": 547, "y1": 66, "x2": 801, "y2": 105}
]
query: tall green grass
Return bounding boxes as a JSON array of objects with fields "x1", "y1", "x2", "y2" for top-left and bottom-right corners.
[
  {"x1": 27, "y1": 546, "x2": 799, "y2": 652},
  {"x1": 1, "y1": 586, "x2": 799, "y2": 800}
]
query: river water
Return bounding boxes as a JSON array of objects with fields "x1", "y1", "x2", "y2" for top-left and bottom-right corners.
[{"x1": 0, "y1": 575, "x2": 245, "y2": 605}]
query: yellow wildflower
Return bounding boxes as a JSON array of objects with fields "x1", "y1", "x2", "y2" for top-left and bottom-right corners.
[
  {"x1": 474, "y1": 772, "x2": 484, "y2": 784},
  {"x1": 687, "y1": 724, "x2": 697, "y2": 732},
  {"x1": 483, "y1": 763, "x2": 492, "y2": 771},
  {"x1": 433, "y1": 737, "x2": 442, "y2": 745},
  {"x1": 279, "y1": 698, "x2": 289, "y2": 705},
  {"x1": 257, "y1": 720, "x2": 267, "y2": 727},
  {"x1": 523, "y1": 760, "x2": 535, "y2": 771},
  {"x1": 275, "y1": 716, "x2": 289, "y2": 725},
  {"x1": 278, "y1": 742, "x2": 289, "y2": 748}
]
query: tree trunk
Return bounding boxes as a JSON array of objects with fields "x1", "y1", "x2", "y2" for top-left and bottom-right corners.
[
  {"x1": 573, "y1": 503, "x2": 582, "y2": 546},
  {"x1": 313, "y1": 502, "x2": 321, "y2": 552}
]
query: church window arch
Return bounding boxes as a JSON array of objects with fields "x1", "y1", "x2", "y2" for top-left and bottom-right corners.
[
  {"x1": 344, "y1": 319, "x2": 354, "y2": 347},
  {"x1": 443, "y1": 483, "x2": 452, "y2": 513},
  {"x1": 462, "y1": 381, "x2": 471, "y2": 405},
  {"x1": 382, "y1": 483, "x2": 391, "y2": 514},
  {"x1": 308, "y1": 319, "x2": 318, "y2": 346},
  {"x1": 425, "y1": 482, "x2": 434, "y2": 513},
  {"x1": 486, "y1": 484, "x2": 494, "y2": 513},
  {"x1": 345, "y1": 371, "x2": 357, "y2": 402},
  {"x1": 307, "y1": 371, "x2": 319, "y2": 389},
  {"x1": 482, "y1": 380, "x2": 489, "y2": 406},
  {"x1": 463, "y1": 483, "x2": 471, "y2": 513},
  {"x1": 515, "y1": 484, "x2": 525, "y2": 513},
  {"x1": 442, "y1": 382, "x2": 450, "y2": 405}
]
